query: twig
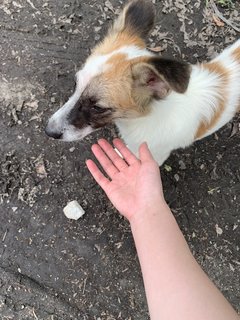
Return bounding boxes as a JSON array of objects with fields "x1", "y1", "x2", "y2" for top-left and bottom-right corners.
[
  {"x1": 2, "y1": 230, "x2": 8, "y2": 242},
  {"x1": 209, "y1": 0, "x2": 240, "y2": 32},
  {"x1": 26, "y1": 0, "x2": 37, "y2": 10},
  {"x1": 32, "y1": 309, "x2": 38, "y2": 320},
  {"x1": 82, "y1": 278, "x2": 87, "y2": 294}
]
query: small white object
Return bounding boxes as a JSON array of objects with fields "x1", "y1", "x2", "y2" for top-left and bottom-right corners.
[
  {"x1": 114, "y1": 148, "x2": 123, "y2": 159},
  {"x1": 69, "y1": 147, "x2": 75, "y2": 153},
  {"x1": 215, "y1": 224, "x2": 223, "y2": 236},
  {"x1": 63, "y1": 201, "x2": 85, "y2": 220}
]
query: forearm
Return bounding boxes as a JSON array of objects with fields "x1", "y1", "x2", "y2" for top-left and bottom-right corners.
[{"x1": 130, "y1": 204, "x2": 239, "y2": 320}]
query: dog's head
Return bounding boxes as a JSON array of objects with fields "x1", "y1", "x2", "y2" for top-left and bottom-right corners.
[{"x1": 45, "y1": 0, "x2": 191, "y2": 141}]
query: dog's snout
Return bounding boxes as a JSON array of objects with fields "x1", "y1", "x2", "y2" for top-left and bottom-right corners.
[
  {"x1": 48, "y1": 131, "x2": 62, "y2": 140},
  {"x1": 45, "y1": 125, "x2": 62, "y2": 140}
]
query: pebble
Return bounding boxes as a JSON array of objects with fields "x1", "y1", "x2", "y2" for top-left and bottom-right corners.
[
  {"x1": 63, "y1": 201, "x2": 85, "y2": 220},
  {"x1": 69, "y1": 147, "x2": 75, "y2": 153}
]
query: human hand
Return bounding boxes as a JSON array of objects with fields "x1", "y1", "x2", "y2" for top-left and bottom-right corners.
[{"x1": 86, "y1": 139, "x2": 166, "y2": 222}]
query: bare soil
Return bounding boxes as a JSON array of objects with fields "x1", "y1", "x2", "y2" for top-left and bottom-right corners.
[{"x1": 0, "y1": 0, "x2": 239, "y2": 319}]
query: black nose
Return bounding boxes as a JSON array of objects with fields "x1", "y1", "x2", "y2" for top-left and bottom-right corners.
[{"x1": 45, "y1": 126, "x2": 62, "y2": 139}]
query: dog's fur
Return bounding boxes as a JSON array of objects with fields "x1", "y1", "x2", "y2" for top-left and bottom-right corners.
[{"x1": 45, "y1": 0, "x2": 240, "y2": 165}]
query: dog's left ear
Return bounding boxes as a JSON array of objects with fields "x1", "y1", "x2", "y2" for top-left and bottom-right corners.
[
  {"x1": 112, "y1": 0, "x2": 155, "y2": 40},
  {"x1": 131, "y1": 57, "x2": 191, "y2": 107}
]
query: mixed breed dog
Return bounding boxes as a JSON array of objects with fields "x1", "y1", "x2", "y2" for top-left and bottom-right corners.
[{"x1": 45, "y1": 0, "x2": 240, "y2": 165}]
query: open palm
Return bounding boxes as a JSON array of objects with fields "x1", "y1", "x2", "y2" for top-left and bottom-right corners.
[{"x1": 86, "y1": 139, "x2": 164, "y2": 221}]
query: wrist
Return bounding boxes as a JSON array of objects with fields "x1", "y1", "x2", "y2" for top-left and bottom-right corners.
[{"x1": 129, "y1": 200, "x2": 171, "y2": 227}]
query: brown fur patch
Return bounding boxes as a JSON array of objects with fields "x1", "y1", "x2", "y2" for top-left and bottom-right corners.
[
  {"x1": 230, "y1": 47, "x2": 240, "y2": 113},
  {"x1": 195, "y1": 98, "x2": 225, "y2": 139},
  {"x1": 105, "y1": 54, "x2": 164, "y2": 113},
  {"x1": 195, "y1": 62, "x2": 229, "y2": 139},
  {"x1": 106, "y1": 53, "x2": 128, "y2": 65},
  {"x1": 232, "y1": 47, "x2": 240, "y2": 114},
  {"x1": 232, "y1": 47, "x2": 240, "y2": 61},
  {"x1": 99, "y1": 53, "x2": 145, "y2": 116},
  {"x1": 233, "y1": 47, "x2": 240, "y2": 112},
  {"x1": 93, "y1": 32, "x2": 145, "y2": 55},
  {"x1": 92, "y1": 53, "x2": 153, "y2": 118},
  {"x1": 203, "y1": 61, "x2": 228, "y2": 77}
]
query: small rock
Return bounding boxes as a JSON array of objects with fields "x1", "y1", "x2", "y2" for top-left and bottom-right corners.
[
  {"x1": 69, "y1": 147, "x2": 75, "y2": 153},
  {"x1": 63, "y1": 201, "x2": 85, "y2": 220},
  {"x1": 179, "y1": 160, "x2": 186, "y2": 170},
  {"x1": 174, "y1": 174, "x2": 180, "y2": 182},
  {"x1": 94, "y1": 26, "x2": 102, "y2": 32},
  {"x1": 233, "y1": 224, "x2": 238, "y2": 231}
]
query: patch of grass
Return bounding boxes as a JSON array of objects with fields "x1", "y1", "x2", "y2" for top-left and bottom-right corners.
[
  {"x1": 215, "y1": 0, "x2": 234, "y2": 7},
  {"x1": 206, "y1": 0, "x2": 234, "y2": 7}
]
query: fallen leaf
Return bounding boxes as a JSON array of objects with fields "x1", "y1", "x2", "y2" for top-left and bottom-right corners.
[
  {"x1": 208, "y1": 187, "x2": 219, "y2": 195},
  {"x1": 212, "y1": 14, "x2": 224, "y2": 27},
  {"x1": 147, "y1": 46, "x2": 163, "y2": 53},
  {"x1": 105, "y1": 0, "x2": 115, "y2": 13},
  {"x1": 35, "y1": 157, "x2": 47, "y2": 178},
  {"x1": 164, "y1": 164, "x2": 172, "y2": 172},
  {"x1": 36, "y1": 163, "x2": 47, "y2": 178},
  {"x1": 229, "y1": 122, "x2": 239, "y2": 138}
]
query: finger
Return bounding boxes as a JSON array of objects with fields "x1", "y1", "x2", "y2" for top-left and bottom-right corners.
[
  {"x1": 98, "y1": 139, "x2": 128, "y2": 171},
  {"x1": 91, "y1": 144, "x2": 119, "y2": 179},
  {"x1": 139, "y1": 142, "x2": 155, "y2": 162},
  {"x1": 86, "y1": 159, "x2": 110, "y2": 190},
  {"x1": 113, "y1": 138, "x2": 139, "y2": 165}
]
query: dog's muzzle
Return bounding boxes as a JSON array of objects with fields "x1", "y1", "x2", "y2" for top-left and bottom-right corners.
[{"x1": 45, "y1": 123, "x2": 62, "y2": 140}]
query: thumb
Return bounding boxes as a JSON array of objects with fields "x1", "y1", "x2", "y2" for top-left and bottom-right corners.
[{"x1": 139, "y1": 142, "x2": 154, "y2": 162}]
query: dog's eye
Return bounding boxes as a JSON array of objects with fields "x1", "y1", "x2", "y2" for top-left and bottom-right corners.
[{"x1": 91, "y1": 105, "x2": 104, "y2": 113}]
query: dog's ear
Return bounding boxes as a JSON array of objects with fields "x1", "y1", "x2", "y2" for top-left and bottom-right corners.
[
  {"x1": 131, "y1": 57, "x2": 191, "y2": 107},
  {"x1": 112, "y1": 0, "x2": 155, "y2": 39}
]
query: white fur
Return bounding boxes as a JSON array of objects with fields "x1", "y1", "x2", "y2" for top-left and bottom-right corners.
[
  {"x1": 62, "y1": 125, "x2": 93, "y2": 142},
  {"x1": 210, "y1": 39, "x2": 240, "y2": 132},
  {"x1": 116, "y1": 40, "x2": 240, "y2": 164},
  {"x1": 121, "y1": 45, "x2": 153, "y2": 59}
]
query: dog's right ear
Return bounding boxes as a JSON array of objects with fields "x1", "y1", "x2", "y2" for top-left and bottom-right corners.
[
  {"x1": 111, "y1": 0, "x2": 155, "y2": 40},
  {"x1": 131, "y1": 57, "x2": 191, "y2": 109}
]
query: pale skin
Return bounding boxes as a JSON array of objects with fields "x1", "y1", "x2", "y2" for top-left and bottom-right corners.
[{"x1": 86, "y1": 138, "x2": 239, "y2": 320}]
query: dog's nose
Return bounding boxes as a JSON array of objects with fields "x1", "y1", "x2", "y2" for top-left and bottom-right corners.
[{"x1": 45, "y1": 126, "x2": 62, "y2": 139}]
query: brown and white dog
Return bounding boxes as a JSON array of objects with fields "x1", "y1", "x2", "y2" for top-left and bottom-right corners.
[{"x1": 45, "y1": 0, "x2": 240, "y2": 165}]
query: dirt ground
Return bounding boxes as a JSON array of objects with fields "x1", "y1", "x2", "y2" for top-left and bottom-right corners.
[{"x1": 0, "y1": 0, "x2": 239, "y2": 319}]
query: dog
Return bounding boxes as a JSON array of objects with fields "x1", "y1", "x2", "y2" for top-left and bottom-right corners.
[{"x1": 45, "y1": 0, "x2": 240, "y2": 165}]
